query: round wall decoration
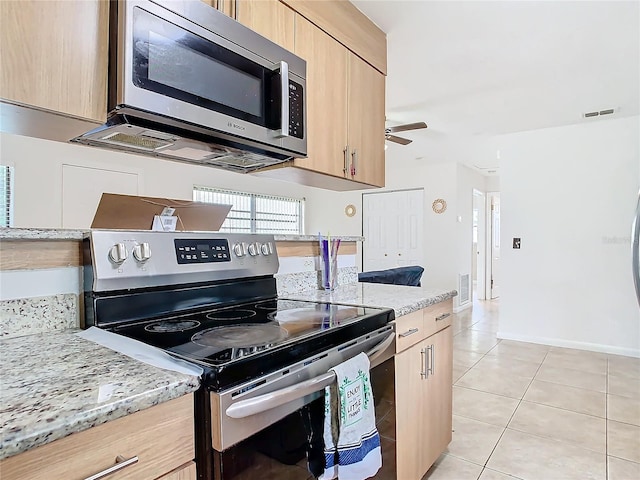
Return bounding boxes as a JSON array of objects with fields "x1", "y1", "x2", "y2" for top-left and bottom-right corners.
[
  {"x1": 432, "y1": 198, "x2": 447, "y2": 214},
  {"x1": 345, "y1": 204, "x2": 357, "y2": 217}
]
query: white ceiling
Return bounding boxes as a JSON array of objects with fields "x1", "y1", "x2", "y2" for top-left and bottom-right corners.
[{"x1": 351, "y1": 0, "x2": 640, "y2": 173}]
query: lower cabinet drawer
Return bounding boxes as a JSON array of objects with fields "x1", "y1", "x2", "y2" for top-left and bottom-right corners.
[
  {"x1": 0, "y1": 394, "x2": 194, "y2": 480},
  {"x1": 394, "y1": 309, "x2": 426, "y2": 352},
  {"x1": 157, "y1": 461, "x2": 197, "y2": 480},
  {"x1": 423, "y1": 298, "x2": 453, "y2": 339}
]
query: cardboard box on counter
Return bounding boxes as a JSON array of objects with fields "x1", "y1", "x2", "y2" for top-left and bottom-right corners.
[{"x1": 91, "y1": 193, "x2": 231, "y2": 232}]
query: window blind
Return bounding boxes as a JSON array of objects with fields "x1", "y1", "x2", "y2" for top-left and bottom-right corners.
[
  {"x1": 193, "y1": 186, "x2": 303, "y2": 234},
  {"x1": 0, "y1": 166, "x2": 13, "y2": 227}
]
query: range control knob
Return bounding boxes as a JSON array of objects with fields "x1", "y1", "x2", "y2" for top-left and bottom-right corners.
[
  {"x1": 247, "y1": 243, "x2": 259, "y2": 256},
  {"x1": 108, "y1": 243, "x2": 128, "y2": 265},
  {"x1": 133, "y1": 242, "x2": 152, "y2": 262},
  {"x1": 260, "y1": 243, "x2": 270, "y2": 256},
  {"x1": 233, "y1": 243, "x2": 245, "y2": 257}
]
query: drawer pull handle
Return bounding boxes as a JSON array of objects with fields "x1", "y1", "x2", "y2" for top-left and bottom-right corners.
[
  {"x1": 84, "y1": 455, "x2": 138, "y2": 480},
  {"x1": 435, "y1": 313, "x2": 451, "y2": 321},
  {"x1": 399, "y1": 328, "x2": 419, "y2": 338}
]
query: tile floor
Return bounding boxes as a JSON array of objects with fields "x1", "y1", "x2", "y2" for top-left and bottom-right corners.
[{"x1": 422, "y1": 297, "x2": 640, "y2": 480}]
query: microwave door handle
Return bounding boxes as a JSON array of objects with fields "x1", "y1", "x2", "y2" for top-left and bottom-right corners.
[
  {"x1": 225, "y1": 332, "x2": 395, "y2": 419},
  {"x1": 273, "y1": 61, "x2": 289, "y2": 138}
]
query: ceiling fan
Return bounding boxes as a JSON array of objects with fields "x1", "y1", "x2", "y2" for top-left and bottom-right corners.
[{"x1": 385, "y1": 121, "x2": 428, "y2": 145}]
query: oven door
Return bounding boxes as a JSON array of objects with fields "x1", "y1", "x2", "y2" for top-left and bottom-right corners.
[
  {"x1": 115, "y1": 0, "x2": 306, "y2": 152},
  {"x1": 210, "y1": 325, "x2": 395, "y2": 452}
]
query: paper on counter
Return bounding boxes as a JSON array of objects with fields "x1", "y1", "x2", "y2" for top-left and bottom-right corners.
[{"x1": 76, "y1": 327, "x2": 203, "y2": 377}]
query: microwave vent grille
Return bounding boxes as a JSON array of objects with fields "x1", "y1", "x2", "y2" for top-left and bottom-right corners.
[{"x1": 102, "y1": 132, "x2": 172, "y2": 151}]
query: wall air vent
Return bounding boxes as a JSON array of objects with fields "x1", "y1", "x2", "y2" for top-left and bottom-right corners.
[
  {"x1": 458, "y1": 273, "x2": 471, "y2": 305},
  {"x1": 583, "y1": 108, "x2": 615, "y2": 118}
]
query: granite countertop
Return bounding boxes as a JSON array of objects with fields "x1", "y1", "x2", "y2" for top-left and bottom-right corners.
[
  {"x1": 282, "y1": 282, "x2": 457, "y2": 317},
  {"x1": 0, "y1": 228, "x2": 363, "y2": 242},
  {"x1": 0, "y1": 331, "x2": 200, "y2": 460}
]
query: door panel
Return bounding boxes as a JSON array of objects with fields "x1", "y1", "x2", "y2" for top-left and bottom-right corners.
[
  {"x1": 363, "y1": 189, "x2": 424, "y2": 271},
  {"x1": 490, "y1": 194, "x2": 500, "y2": 299}
]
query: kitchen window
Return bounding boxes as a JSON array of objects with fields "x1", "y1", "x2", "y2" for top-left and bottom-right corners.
[
  {"x1": 0, "y1": 165, "x2": 13, "y2": 227},
  {"x1": 193, "y1": 186, "x2": 304, "y2": 234}
]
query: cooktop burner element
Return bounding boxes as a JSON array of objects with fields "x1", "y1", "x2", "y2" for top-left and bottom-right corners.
[
  {"x1": 144, "y1": 320, "x2": 201, "y2": 333},
  {"x1": 192, "y1": 323, "x2": 288, "y2": 348},
  {"x1": 205, "y1": 309, "x2": 257, "y2": 321}
]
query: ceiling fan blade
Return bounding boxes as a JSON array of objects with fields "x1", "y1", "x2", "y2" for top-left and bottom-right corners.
[
  {"x1": 386, "y1": 122, "x2": 428, "y2": 133},
  {"x1": 385, "y1": 134, "x2": 413, "y2": 145}
]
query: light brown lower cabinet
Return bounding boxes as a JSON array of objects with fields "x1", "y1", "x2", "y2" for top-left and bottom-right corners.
[
  {"x1": 0, "y1": 394, "x2": 194, "y2": 480},
  {"x1": 394, "y1": 301, "x2": 453, "y2": 479},
  {"x1": 157, "y1": 461, "x2": 197, "y2": 480}
]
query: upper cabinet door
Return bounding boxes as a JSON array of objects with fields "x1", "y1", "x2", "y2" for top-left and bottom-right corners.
[
  {"x1": 293, "y1": 15, "x2": 348, "y2": 179},
  {"x1": 347, "y1": 52, "x2": 386, "y2": 187},
  {"x1": 236, "y1": 0, "x2": 295, "y2": 51},
  {"x1": 0, "y1": 0, "x2": 109, "y2": 123}
]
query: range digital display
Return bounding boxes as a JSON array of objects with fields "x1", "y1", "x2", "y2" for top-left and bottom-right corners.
[{"x1": 174, "y1": 239, "x2": 231, "y2": 264}]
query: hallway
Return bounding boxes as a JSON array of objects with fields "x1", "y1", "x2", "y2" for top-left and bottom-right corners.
[{"x1": 424, "y1": 297, "x2": 640, "y2": 480}]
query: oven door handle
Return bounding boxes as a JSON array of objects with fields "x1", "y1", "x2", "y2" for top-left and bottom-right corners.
[{"x1": 225, "y1": 332, "x2": 395, "y2": 419}]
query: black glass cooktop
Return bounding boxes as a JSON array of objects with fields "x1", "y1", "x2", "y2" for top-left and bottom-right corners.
[{"x1": 113, "y1": 297, "x2": 394, "y2": 390}]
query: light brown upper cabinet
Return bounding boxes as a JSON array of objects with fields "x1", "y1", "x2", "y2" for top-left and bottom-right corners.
[
  {"x1": 292, "y1": 17, "x2": 385, "y2": 187},
  {"x1": 346, "y1": 52, "x2": 385, "y2": 186},
  {"x1": 235, "y1": 0, "x2": 295, "y2": 51},
  {"x1": 0, "y1": 0, "x2": 109, "y2": 123}
]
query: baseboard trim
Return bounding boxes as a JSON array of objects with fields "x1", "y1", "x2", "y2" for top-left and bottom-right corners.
[
  {"x1": 453, "y1": 302, "x2": 472, "y2": 313},
  {"x1": 496, "y1": 331, "x2": 640, "y2": 358}
]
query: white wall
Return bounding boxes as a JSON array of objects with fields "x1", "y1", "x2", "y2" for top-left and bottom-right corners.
[
  {"x1": 0, "y1": 132, "x2": 352, "y2": 235},
  {"x1": 497, "y1": 115, "x2": 640, "y2": 356}
]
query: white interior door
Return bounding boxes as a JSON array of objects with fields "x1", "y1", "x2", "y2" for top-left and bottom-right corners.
[
  {"x1": 473, "y1": 190, "x2": 486, "y2": 300},
  {"x1": 362, "y1": 189, "x2": 424, "y2": 271},
  {"x1": 489, "y1": 193, "x2": 501, "y2": 298}
]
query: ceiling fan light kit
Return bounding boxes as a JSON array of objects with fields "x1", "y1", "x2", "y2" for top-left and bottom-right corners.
[{"x1": 384, "y1": 121, "x2": 428, "y2": 145}]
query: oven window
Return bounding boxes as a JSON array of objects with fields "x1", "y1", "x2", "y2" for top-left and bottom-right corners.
[{"x1": 132, "y1": 7, "x2": 268, "y2": 124}]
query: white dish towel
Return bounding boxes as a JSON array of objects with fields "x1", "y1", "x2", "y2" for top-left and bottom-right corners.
[{"x1": 320, "y1": 352, "x2": 382, "y2": 480}]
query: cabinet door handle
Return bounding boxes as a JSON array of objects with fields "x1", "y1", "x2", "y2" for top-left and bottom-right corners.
[
  {"x1": 399, "y1": 328, "x2": 419, "y2": 338},
  {"x1": 435, "y1": 313, "x2": 451, "y2": 322},
  {"x1": 234, "y1": 0, "x2": 238, "y2": 20},
  {"x1": 420, "y1": 348, "x2": 427, "y2": 378},
  {"x1": 84, "y1": 455, "x2": 138, "y2": 480},
  {"x1": 427, "y1": 344, "x2": 434, "y2": 376},
  {"x1": 351, "y1": 149, "x2": 357, "y2": 176},
  {"x1": 343, "y1": 145, "x2": 350, "y2": 174}
]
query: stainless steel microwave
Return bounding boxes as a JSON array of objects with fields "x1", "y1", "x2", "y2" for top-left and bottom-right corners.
[{"x1": 73, "y1": 0, "x2": 306, "y2": 173}]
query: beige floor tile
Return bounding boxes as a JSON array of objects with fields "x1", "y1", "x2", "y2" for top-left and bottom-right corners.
[
  {"x1": 470, "y1": 321, "x2": 500, "y2": 334},
  {"x1": 607, "y1": 456, "x2": 640, "y2": 480},
  {"x1": 453, "y1": 386, "x2": 520, "y2": 427},
  {"x1": 543, "y1": 350, "x2": 608, "y2": 374},
  {"x1": 485, "y1": 342, "x2": 548, "y2": 364},
  {"x1": 479, "y1": 468, "x2": 524, "y2": 479},
  {"x1": 607, "y1": 420, "x2": 640, "y2": 463},
  {"x1": 498, "y1": 339, "x2": 552, "y2": 351},
  {"x1": 535, "y1": 364, "x2": 607, "y2": 392},
  {"x1": 453, "y1": 348, "x2": 485, "y2": 368},
  {"x1": 608, "y1": 394, "x2": 640, "y2": 426},
  {"x1": 453, "y1": 330, "x2": 501, "y2": 354},
  {"x1": 445, "y1": 415, "x2": 505, "y2": 465},
  {"x1": 475, "y1": 355, "x2": 542, "y2": 378},
  {"x1": 508, "y1": 401, "x2": 606, "y2": 453},
  {"x1": 608, "y1": 354, "x2": 640, "y2": 380},
  {"x1": 455, "y1": 367, "x2": 532, "y2": 399},
  {"x1": 422, "y1": 453, "x2": 483, "y2": 480},
  {"x1": 608, "y1": 374, "x2": 640, "y2": 399},
  {"x1": 486, "y1": 429, "x2": 606, "y2": 480},
  {"x1": 453, "y1": 364, "x2": 470, "y2": 384},
  {"x1": 524, "y1": 379, "x2": 606, "y2": 417}
]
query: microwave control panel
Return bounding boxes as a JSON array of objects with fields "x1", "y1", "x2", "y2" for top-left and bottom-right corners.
[{"x1": 289, "y1": 81, "x2": 304, "y2": 139}]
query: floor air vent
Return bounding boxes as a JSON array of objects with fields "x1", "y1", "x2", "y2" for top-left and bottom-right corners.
[{"x1": 458, "y1": 273, "x2": 471, "y2": 304}]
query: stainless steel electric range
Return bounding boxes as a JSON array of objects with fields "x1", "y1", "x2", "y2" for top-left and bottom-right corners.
[{"x1": 83, "y1": 230, "x2": 395, "y2": 480}]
